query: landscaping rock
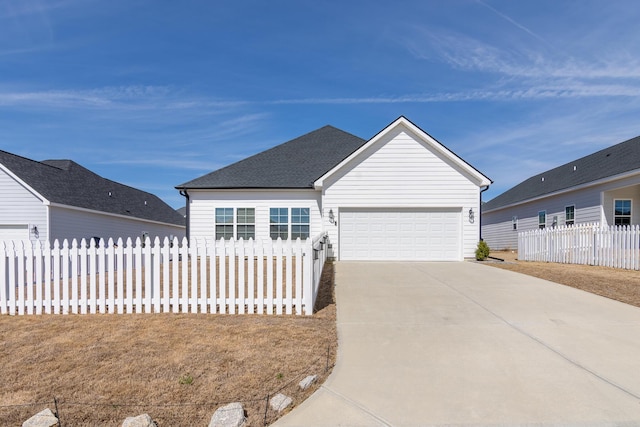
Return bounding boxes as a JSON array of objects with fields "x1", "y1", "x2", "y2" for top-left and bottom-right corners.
[
  {"x1": 209, "y1": 402, "x2": 245, "y2": 427},
  {"x1": 269, "y1": 393, "x2": 293, "y2": 412},
  {"x1": 122, "y1": 413, "x2": 155, "y2": 427},
  {"x1": 299, "y1": 374, "x2": 317, "y2": 390},
  {"x1": 22, "y1": 408, "x2": 58, "y2": 427}
]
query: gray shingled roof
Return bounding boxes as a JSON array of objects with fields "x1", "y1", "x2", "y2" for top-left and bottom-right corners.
[
  {"x1": 176, "y1": 125, "x2": 367, "y2": 189},
  {"x1": 484, "y1": 135, "x2": 640, "y2": 211},
  {"x1": 0, "y1": 150, "x2": 185, "y2": 226}
]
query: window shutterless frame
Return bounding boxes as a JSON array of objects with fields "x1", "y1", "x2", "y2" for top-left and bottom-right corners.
[
  {"x1": 538, "y1": 210, "x2": 546, "y2": 229},
  {"x1": 613, "y1": 199, "x2": 632, "y2": 226},
  {"x1": 565, "y1": 205, "x2": 575, "y2": 226}
]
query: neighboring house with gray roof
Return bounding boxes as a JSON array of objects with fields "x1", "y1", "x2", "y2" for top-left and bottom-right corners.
[
  {"x1": 482, "y1": 135, "x2": 640, "y2": 250},
  {"x1": 177, "y1": 116, "x2": 491, "y2": 261},
  {"x1": 0, "y1": 150, "x2": 185, "y2": 246}
]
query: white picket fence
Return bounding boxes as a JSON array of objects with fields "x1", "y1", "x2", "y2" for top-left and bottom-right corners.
[
  {"x1": 518, "y1": 224, "x2": 640, "y2": 270},
  {"x1": 0, "y1": 233, "x2": 329, "y2": 316}
]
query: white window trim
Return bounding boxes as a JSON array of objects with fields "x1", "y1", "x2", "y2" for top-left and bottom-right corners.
[
  {"x1": 270, "y1": 207, "x2": 311, "y2": 240},
  {"x1": 538, "y1": 210, "x2": 546, "y2": 229},
  {"x1": 565, "y1": 205, "x2": 575, "y2": 226},
  {"x1": 613, "y1": 199, "x2": 632, "y2": 226},
  {"x1": 215, "y1": 207, "x2": 255, "y2": 240}
]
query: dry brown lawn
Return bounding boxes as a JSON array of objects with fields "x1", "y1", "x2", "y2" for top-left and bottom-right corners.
[
  {"x1": 485, "y1": 251, "x2": 640, "y2": 308},
  {"x1": 0, "y1": 262, "x2": 337, "y2": 426}
]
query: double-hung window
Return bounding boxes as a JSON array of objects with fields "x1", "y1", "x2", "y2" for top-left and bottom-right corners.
[
  {"x1": 565, "y1": 205, "x2": 575, "y2": 226},
  {"x1": 538, "y1": 211, "x2": 546, "y2": 229},
  {"x1": 270, "y1": 207, "x2": 310, "y2": 240},
  {"x1": 215, "y1": 208, "x2": 234, "y2": 239},
  {"x1": 270, "y1": 208, "x2": 289, "y2": 240},
  {"x1": 236, "y1": 208, "x2": 255, "y2": 240},
  {"x1": 291, "y1": 208, "x2": 310, "y2": 240},
  {"x1": 215, "y1": 208, "x2": 255, "y2": 240},
  {"x1": 614, "y1": 200, "x2": 632, "y2": 225}
]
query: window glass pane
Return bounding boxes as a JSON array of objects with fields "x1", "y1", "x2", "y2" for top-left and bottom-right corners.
[
  {"x1": 237, "y1": 208, "x2": 255, "y2": 224},
  {"x1": 291, "y1": 208, "x2": 310, "y2": 224},
  {"x1": 215, "y1": 225, "x2": 234, "y2": 240},
  {"x1": 237, "y1": 225, "x2": 255, "y2": 240},
  {"x1": 291, "y1": 225, "x2": 310, "y2": 240},
  {"x1": 270, "y1": 224, "x2": 288, "y2": 240},
  {"x1": 615, "y1": 217, "x2": 631, "y2": 226},
  {"x1": 615, "y1": 200, "x2": 631, "y2": 216},
  {"x1": 215, "y1": 208, "x2": 233, "y2": 224},
  {"x1": 270, "y1": 208, "x2": 288, "y2": 224}
]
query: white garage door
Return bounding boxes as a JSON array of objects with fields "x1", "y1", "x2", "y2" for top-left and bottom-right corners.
[
  {"x1": 339, "y1": 209, "x2": 461, "y2": 261},
  {"x1": 0, "y1": 224, "x2": 29, "y2": 242}
]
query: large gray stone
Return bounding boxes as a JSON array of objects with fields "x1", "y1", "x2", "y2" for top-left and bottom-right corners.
[
  {"x1": 298, "y1": 374, "x2": 317, "y2": 390},
  {"x1": 122, "y1": 413, "x2": 155, "y2": 427},
  {"x1": 22, "y1": 408, "x2": 58, "y2": 427},
  {"x1": 269, "y1": 393, "x2": 293, "y2": 412},
  {"x1": 209, "y1": 402, "x2": 245, "y2": 427}
]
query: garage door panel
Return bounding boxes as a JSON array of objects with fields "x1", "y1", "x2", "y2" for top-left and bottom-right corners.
[{"x1": 340, "y1": 209, "x2": 461, "y2": 261}]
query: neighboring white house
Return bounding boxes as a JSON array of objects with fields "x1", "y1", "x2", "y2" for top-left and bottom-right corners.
[
  {"x1": 176, "y1": 116, "x2": 492, "y2": 261},
  {"x1": 482, "y1": 135, "x2": 640, "y2": 250},
  {"x1": 0, "y1": 151, "x2": 185, "y2": 245}
]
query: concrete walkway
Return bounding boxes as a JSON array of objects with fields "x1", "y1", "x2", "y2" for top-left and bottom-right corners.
[{"x1": 273, "y1": 261, "x2": 640, "y2": 426}]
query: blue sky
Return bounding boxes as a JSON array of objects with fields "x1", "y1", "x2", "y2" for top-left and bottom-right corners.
[{"x1": 2, "y1": 0, "x2": 640, "y2": 208}]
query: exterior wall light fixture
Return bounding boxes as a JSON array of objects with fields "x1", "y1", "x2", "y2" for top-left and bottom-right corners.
[
  {"x1": 328, "y1": 209, "x2": 336, "y2": 225},
  {"x1": 468, "y1": 208, "x2": 475, "y2": 223},
  {"x1": 31, "y1": 225, "x2": 39, "y2": 238}
]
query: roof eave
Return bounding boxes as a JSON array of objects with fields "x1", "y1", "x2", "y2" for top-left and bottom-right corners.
[{"x1": 483, "y1": 168, "x2": 640, "y2": 214}]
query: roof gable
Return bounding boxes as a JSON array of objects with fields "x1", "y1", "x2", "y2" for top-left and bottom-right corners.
[
  {"x1": 176, "y1": 125, "x2": 367, "y2": 189},
  {"x1": 484, "y1": 135, "x2": 640, "y2": 211},
  {"x1": 0, "y1": 150, "x2": 184, "y2": 226},
  {"x1": 314, "y1": 116, "x2": 492, "y2": 189}
]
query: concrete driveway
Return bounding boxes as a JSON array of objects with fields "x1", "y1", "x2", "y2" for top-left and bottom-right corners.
[{"x1": 273, "y1": 261, "x2": 640, "y2": 426}]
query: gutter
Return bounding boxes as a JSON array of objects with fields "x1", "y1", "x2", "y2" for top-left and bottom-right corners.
[
  {"x1": 179, "y1": 189, "x2": 190, "y2": 244},
  {"x1": 479, "y1": 185, "x2": 490, "y2": 241}
]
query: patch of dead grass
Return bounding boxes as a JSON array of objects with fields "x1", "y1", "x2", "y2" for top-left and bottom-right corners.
[
  {"x1": 485, "y1": 251, "x2": 640, "y2": 308},
  {"x1": 0, "y1": 262, "x2": 337, "y2": 426}
]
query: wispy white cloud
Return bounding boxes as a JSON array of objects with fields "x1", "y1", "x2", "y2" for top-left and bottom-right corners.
[{"x1": 475, "y1": 0, "x2": 551, "y2": 48}]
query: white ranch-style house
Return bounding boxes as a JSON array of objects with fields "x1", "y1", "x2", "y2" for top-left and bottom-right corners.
[
  {"x1": 482, "y1": 135, "x2": 640, "y2": 250},
  {"x1": 177, "y1": 116, "x2": 492, "y2": 261},
  {"x1": 0, "y1": 150, "x2": 185, "y2": 246}
]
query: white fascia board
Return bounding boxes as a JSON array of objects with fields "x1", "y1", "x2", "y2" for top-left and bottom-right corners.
[
  {"x1": 49, "y1": 202, "x2": 185, "y2": 229},
  {"x1": 483, "y1": 168, "x2": 640, "y2": 214},
  {"x1": 0, "y1": 163, "x2": 49, "y2": 205},
  {"x1": 314, "y1": 116, "x2": 492, "y2": 189}
]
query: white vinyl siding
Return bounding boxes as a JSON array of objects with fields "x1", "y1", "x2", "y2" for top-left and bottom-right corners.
[
  {"x1": 340, "y1": 208, "x2": 461, "y2": 261},
  {"x1": 49, "y1": 206, "x2": 185, "y2": 244},
  {"x1": 188, "y1": 190, "x2": 322, "y2": 242},
  {"x1": 0, "y1": 167, "x2": 48, "y2": 243},
  {"x1": 322, "y1": 128, "x2": 479, "y2": 259},
  {"x1": 482, "y1": 173, "x2": 640, "y2": 250}
]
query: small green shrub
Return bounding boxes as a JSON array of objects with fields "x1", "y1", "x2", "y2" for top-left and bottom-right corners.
[
  {"x1": 179, "y1": 373, "x2": 194, "y2": 385},
  {"x1": 475, "y1": 240, "x2": 490, "y2": 261}
]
